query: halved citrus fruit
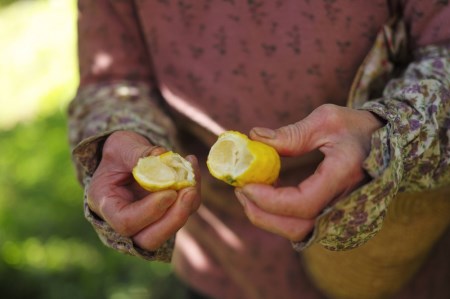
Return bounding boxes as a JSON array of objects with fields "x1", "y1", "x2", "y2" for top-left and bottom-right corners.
[
  {"x1": 207, "y1": 131, "x2": 280, "y2": 187},
  {"x1": 132, "y1": 151, "x2": 196, "y2": 192}
]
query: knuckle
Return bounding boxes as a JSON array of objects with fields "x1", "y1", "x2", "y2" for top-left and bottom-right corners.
[
  {"x1": 316, "y1": 104, "x2": 344, "y2": 129},
  {"x1": 277, "y1": 123, "x2": 305, "y2": 152},
  {"x1": 317, "y1": 103, "x2": 339, "y2": 115},
  {"x1": 110, "y1": 215, "x2": 134, "y2": 237}
]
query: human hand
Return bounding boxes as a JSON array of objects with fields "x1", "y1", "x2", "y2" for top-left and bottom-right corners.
[
  {"x1": 234, "y1": 104, "x2": 384, "y2": 242},
  {"x1": 87, "y1": 131, "x2": 201, "y2": 251}
]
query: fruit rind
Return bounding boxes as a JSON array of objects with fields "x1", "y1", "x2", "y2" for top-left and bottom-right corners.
[
  {"x1": 133, "y1": 151, "x2": 196, "y2": 192},
  {"x1": 207, "y1": 131, "x2": 280, "y2": 187}
]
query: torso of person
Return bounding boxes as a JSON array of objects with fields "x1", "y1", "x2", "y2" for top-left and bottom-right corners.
[
  {"x1": 135, "y1": 0, "x2": 389, "y2": 138},
  {"x1": 132, "y1": 2, "x2": 404, "y2": 299}
]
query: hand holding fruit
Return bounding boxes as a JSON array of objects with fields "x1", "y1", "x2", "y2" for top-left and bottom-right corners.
[
  {"x1": 233, "y1": 104, "x2": 384, "y2": 242},
  {"x1": 86, "y1": 131, "x2": 201, "y2": 251}
]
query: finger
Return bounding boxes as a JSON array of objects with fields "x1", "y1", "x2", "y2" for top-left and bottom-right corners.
[
  {"x1": 249, "y1": 104, "x2": 350, "y2": 156},
  {"x1": 236, "y1": 191, "x2": 315, "y2": 241},
  {"x1": 240, "y1": 155, "x2": 356, "y2": 219},
  {"x1": 132, "y1": 187, "x2": 201, "y2": 251},
  {"x1": 249, "y1": 111, "x2": 326, "y2": 157},
  {"x1": 98, "y1": 189, "x2": 178, "y2": 237}
]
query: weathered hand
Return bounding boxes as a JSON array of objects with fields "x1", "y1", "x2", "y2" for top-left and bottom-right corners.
[
  {"x1": 235, "y1": 104, "x2": 384, "y2": 242},
  {"x1": 87, "y1": 131, "x2": 201, "y2": 251}
]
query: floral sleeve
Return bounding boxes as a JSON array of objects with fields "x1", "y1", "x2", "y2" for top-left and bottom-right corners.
[
  {"x1": 305, "y1": 44, "x2": 450, "y2": 251},
  {"x1": 295, "y1": 0, "x2": 450, "y2": 251},
  {"x1": 69, "y1": 0, "x2": 178, "y2": 262}
]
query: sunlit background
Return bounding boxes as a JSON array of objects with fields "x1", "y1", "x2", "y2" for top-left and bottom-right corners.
[{"x1": 0, "y1": 1, "x2": 186, "y2": 298}]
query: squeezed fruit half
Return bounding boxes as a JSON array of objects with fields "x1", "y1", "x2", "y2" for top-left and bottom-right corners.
[
  {"x1": 207, "y1": 131, "x2": 280, "y2": 187},
  {"x1": 133, "y1": 151, "x2": 195, "y2": 192}
]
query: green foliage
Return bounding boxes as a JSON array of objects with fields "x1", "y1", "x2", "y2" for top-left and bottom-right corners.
[
  {"x1": 0, "y1": 0, "x2": 190, "y2": 298},
  {"x1": 0, "y1": 111, "x2": 191, "y2": 299},
  {"x1": 0, "y1": 0, "x2": 15, "y2": 7}
]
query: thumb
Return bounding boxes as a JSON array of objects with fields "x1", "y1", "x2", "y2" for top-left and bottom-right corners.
[{"x1": 249, "y1": 121, "x2": 323, "y2": 157}]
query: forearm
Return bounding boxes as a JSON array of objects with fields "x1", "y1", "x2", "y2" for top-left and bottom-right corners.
[{"x1": 299, "y1": 42, "x2": 450, "y2": 299}]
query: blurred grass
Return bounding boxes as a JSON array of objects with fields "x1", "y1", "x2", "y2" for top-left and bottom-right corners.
[{"x1": 0, "y1": 1, "x2": 186, "y2": 298}]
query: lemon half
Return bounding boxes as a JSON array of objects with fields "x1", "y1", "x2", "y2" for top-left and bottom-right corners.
[
  {"x1": 207, "y1": 131, "x2": 280, "y2": 187},
  {"x1": 133, "y1": 151, "x2": 196, "y2": 192}
]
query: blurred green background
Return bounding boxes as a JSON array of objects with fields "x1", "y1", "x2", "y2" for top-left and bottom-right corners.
[{"x1": 0, "y1": 0, "x2": 186, "y2": 298}]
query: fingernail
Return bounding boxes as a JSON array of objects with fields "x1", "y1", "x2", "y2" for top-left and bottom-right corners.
[
  {"x1": 252, "y1": 127, "x2": 276, "y2": 139},
  {"x1": 235, "y1": 189, "x2": 247, "y2": 207}
]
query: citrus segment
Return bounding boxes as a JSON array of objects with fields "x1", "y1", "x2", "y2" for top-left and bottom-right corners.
[
  {"x1": 207, "y1": 131, "x2": 280, "y2": 187},
  {"x1": 133, "y1": 151, "x2": 196, "y2": 192}
]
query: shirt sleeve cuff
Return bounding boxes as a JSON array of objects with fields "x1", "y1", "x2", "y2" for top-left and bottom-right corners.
[{"x1": 293, "y1": 120, "x2": 401, "y2": 251}]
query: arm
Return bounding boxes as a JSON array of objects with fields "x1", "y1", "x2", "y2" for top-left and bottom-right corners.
[
  {"x1": 297, "y1": 42, "x2": 450, "y2": 299},
  {"x1": 68, "y1": 0, "x2": 200, "y2": 262},
  {"x1": 317, "y1": 0, "x2": 450, "y2": 249},
  {"x1": 234, "y1": 3, "x2": 450, "y2": 297},
  {"x1": 235, "y1": 1, "x2": 450, "y2": 250}
]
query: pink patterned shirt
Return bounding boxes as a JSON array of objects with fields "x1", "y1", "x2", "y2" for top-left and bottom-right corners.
[{"x1": 69, "y1": 1, "x2": 450, "y2": 298}]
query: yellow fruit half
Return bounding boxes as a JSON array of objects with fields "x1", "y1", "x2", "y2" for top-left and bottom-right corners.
[
  {"x1": 133, "y1": 151, "x2": 196, "y2": 192},
  {"x1": 207, "y1": 131, "x2": 280, "y2": 187}
]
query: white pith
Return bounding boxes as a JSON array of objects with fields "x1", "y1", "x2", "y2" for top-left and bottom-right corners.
[
  {"x1": 135, "y1": 154, "x2": 194, "y2": 185},
  {"x1": 208, "y1": 134, "x2": 253, "y2": 177}
]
